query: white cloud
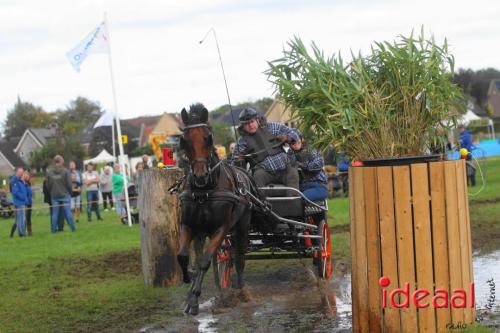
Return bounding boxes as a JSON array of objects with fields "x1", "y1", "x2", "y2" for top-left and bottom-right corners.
[{"x1": 1, "y1": 0, "x2": 499, "y2": 126}]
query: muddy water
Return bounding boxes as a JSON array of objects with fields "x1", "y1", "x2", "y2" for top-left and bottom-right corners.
[
  {"x1": 141, "y1": 251, "x2": 499, "y2": 332},
  {"x1": 194, "y1": 262, "x2": 353, "y2": 333},
  {"x1": 473, "y1": 250, "x2": 500, "y2": 328}
]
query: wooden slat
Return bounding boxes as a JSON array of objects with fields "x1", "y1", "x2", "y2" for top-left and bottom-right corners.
[
  {"x1": 393, "y1": 166, "x2": 418, "y2": 332},
  {"x1": 349, "y1": 168, "x2": 360, "y2": 332},
  {"x1": 364, "y1": 168, "x2": 382, "y2": 333},
  {"x1": 353, "y1": 167, "x2": 370, "y2": 333},
  {"x1": 429, "y1": 162, "x2": 451, "y2": 332},
  {"x1": 411, "y1": 163, "x2": 437, "y2": 333},
  {"x1": 456, "y1": 161, "x2": 474, "y2": 324},
  {"x1": 462, "y1": 161, "x2": 476, "y2": 322},
  {"x1": 376, "y1": 166, "x2": 401, "y2": 332},
  {"x1": 444, "y1": 161, "x2": 465, "y2": 324}
]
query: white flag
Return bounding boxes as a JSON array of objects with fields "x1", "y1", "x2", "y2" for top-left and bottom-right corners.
[
  {"x1": 93, "y1": 111, "x2": 114, "y2": 128},
  {"x1": 66, "y1": 21, "x2": 109, "y2": 72}
]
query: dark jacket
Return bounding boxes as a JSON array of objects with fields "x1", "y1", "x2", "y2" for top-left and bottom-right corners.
[
  {"x1": 42, "y1": 179, "x2": 51, "y2": 204},
  {"x1": 239, "y1": 126, "x2": 283, "y2": 164},
  {"x1": 46, "y1": 165, "x2": 72, "y2": 198},
  {"x1": 26, "y1": 182, "x2": 33, "y2": 206},
  {"x1": 10, "y1": 175, "x2": 28, "y2": 207}
]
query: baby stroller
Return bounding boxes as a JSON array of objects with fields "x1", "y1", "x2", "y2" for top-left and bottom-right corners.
[
  {"x1": 0, "y1": 191, "x2": 14, "y2": 218},
  {"x1": 121, "y1": 183, "x2": 139, "y2": 225}
]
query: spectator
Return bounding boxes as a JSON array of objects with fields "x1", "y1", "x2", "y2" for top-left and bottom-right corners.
[
  {"x1": 43, "y1": 178, "x2": 64, "y2": 231},
  {"x1": 82, "y1": 162, "x2": 102, "y2": 222},
  {"x1": 10, "y1": 167, "x2": 27, "y2": 237},
  {"x1": 458, "y1": 124, "x2": 473, "y2": 152},
  {"x1": 132, "y1": 162, "x2": 144, "y2": 185},
  {"x1": 229, "y1": 142, "x2": 236, "y2": 156},
  {"x1": 112, "y1": 165, "x2": 129, "y2": 219},
  {"x1": 46, "y1": 155, "x2": 76, "y2": 233},
  {"x1": 69, "y1": 161, "x2": 82, "y2": 222},
  {"x1": 142, "y1": 155, "x2": 151, "y2": 169},
  {"x1": 100, "y1": 166, "x2": 114, "y2": 212},
  {"x1": 337, "y1": 151, "x2": 350, "y2": 197},
  {"x1": 24, "y1": 171, "x2": 33, "y2": 236}
]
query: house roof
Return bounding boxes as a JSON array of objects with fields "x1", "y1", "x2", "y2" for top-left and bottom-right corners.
[
  {"x1": 14, "y1": 127, "x2": 56, "y2": 153},
  {"x1": 487, "y1": 79, "x2": 500, "y2": 118},
  {"x1": 0, "y1": 142, "x2": 28, "y2": 169},
  {"x1": 29, "y1": 128, "x2": 56, "y2": 145},
  {"x1": 125, "y1": 115, "x2": 162, "y2": 128}
]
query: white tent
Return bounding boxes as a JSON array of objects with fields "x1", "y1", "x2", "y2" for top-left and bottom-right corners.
[
  {"x1": 84, "y1": 149, "x2": 115, "y2": 165},
  {"x1": 458, "y1": 110, "x2": 482, "y2": 126}
]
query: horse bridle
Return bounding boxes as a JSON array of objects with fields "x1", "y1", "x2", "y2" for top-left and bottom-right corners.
[{"x1": 182, "y1": 123, "x2": 219, "y2": 187}]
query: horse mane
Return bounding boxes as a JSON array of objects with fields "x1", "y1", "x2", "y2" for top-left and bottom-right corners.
[{"x1": 187, "y1": 103, "x2": 208, "y2": 125}]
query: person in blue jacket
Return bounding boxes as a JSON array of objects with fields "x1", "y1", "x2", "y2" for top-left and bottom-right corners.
[
  {"x1": 10, "y1": 167, "x2": 28, "y2": 237},
  {"x1": 289, "y1": 133, "x2": 328, "y2": 201},
  {"x1": 458, "y1": 124, "x2": 473, "y2": 152}
]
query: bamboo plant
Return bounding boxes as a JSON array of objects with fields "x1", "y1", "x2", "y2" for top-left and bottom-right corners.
[{"x1": 267, "y1": 30, "x2": 465, "y2": 160}]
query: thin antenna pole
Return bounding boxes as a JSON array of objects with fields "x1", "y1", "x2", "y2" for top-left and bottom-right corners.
[
  {"x1": 199, "y1": 28, "x2": 238, "y2": 142},
  {"x1": 104, "y1": 13, "x2": 132, "y2": 227}
]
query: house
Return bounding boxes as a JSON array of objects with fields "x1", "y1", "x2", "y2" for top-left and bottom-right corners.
[
  {"x1": 487, "y1": 79, "x2": 500, "y2": 119},
  {"x1": 0, "y1": 142, "x2": 28, "y2": 177},
  {"x1": 152, "y1": 113, "x2": 183, "y2": 136},
  {"x1": 264, "y1": 99, "x2": 298, "y2": 128},
  {"x1": 14, "y1": 128, "x2": 56, "y2": 164},
  {"x1": 124, "y1": 115, "x2": 163, "y2": 146}
]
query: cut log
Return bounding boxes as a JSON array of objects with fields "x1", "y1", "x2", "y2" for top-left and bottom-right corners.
[{"x1": 138, "y1": 168, "x2": 183, "y2": 286}]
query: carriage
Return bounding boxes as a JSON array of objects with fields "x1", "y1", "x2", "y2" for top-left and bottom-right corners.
[{"x1": 213, "y1": 184, "x2": 333, "y2": 289}]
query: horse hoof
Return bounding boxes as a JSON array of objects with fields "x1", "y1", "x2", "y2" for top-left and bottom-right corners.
[{"x1": 189, "y1": 304, "x2": 199, "y2": 316}]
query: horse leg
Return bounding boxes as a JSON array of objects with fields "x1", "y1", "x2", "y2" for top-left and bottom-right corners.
[
  {"x1": 177, "y1": 225, "x2": 192, "y2": 284},
  {"x1": 185, "y1": 224, "x2": 230, "y2": 315},
  {"x1": 234, "y1": 211, "x2": 250, "y2": 289}
]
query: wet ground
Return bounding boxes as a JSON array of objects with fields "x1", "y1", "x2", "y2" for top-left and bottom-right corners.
[{"x1": 140, "y1": 249, "x2": 500, "y2": 333}]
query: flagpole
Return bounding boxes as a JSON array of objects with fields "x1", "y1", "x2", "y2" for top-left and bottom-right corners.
[
  {"x1": 104, "y1": 13, "x2": 132, "y2": 227},
  {"x1": 112, "y1": 118, "x2": 116, "y2": 159}
]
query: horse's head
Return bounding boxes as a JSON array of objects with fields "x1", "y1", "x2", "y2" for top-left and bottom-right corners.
[{"x1": 180, "y1": 103, "x2": 215, "y2": 187}]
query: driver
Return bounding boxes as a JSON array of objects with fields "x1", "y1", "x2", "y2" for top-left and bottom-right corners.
[{"x1": 231, "y1": 108, "x2": 299, "y2": 189}]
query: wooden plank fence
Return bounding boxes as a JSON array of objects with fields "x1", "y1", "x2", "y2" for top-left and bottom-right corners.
[{"x1": 350, "y1": 159, "x2": 475, "y2": 333}]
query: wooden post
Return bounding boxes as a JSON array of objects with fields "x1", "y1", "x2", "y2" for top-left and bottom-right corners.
[
  {"x1": 350, "y1": 159, "x2": 475, "y2": 333},
  {"x1": 138, "y1": 168, "x2": 183, "y2": 287}
]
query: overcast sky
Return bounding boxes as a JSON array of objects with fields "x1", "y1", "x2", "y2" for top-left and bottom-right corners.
[{"x1": 1, "y1": 0, "x2": 499, "y2": 122}]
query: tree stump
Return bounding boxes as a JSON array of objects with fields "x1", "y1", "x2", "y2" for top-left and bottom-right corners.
[{"x1": 138, "y1": 168, "x2": 183, "y2": 287}]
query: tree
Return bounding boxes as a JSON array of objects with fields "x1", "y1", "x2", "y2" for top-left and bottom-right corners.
[
  {"x1": 131, "y1": 144, "x2": 153, "y2": 157},
  {"x1": 454, "y1": 68, "x2": 500, "y2": 107},
  {"x1": 30, "y1": 138, "x2": 85, "y2": 171},
  {"x1": 211, "y1": 97, "x2": 274, "y2": 117},
  {"x1": 2, "y1": 98, "x2": 53, "y2": 139},
  {"x1": 211, "y1": 120, "x2": 235, "y2": 148},
  {"x1": 56, "y1": 97, "x2": 103, "y2": 137}
]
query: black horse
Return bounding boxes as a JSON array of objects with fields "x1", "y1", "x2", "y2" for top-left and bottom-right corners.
[{"x1": 177, "y1": 103, "x2": 256, "y2": 315}]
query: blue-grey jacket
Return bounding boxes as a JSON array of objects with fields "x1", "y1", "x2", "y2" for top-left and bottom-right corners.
[{"x1": 10, "y1": 175, "x2": 27, "y2": 207}]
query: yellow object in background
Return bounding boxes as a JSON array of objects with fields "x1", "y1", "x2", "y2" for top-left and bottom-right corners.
[
  {"x1": 157, "y1": 162, "x2": 165, "y2": 169},
  {"x1": 215, "y1": 145, "x2": 226, "y2": 159},
  {"x1": 121, "y1": 135, "x2": 128, "y2": 144},
  {"x1": 460, "y1": 148, "x2": 469, "y2": 157},
  {"x1": 149, "y1": 134, "x2": 167, "y2": 159}
]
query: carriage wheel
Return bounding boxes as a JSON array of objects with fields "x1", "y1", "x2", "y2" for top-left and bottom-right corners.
[
  {"x1": 317, "y1": 220, "x2": 333, "y2": 280},
  {"x1": 214, "y1": 238, "x2": 232, "y2": 289}
]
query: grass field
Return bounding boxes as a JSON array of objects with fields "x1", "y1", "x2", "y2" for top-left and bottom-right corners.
[{"x1": 0, "y1": 158, "x2": 499, "y2": 332}]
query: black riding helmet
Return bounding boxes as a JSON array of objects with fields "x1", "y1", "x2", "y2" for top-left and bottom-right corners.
[{"x1": 239, "y1": 108, "x2": 259, "y2": 125}]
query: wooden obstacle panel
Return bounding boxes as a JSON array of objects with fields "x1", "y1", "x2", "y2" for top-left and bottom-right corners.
[{"x1": 349, "y1": 159, "x2": 475, "y2": 333}]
